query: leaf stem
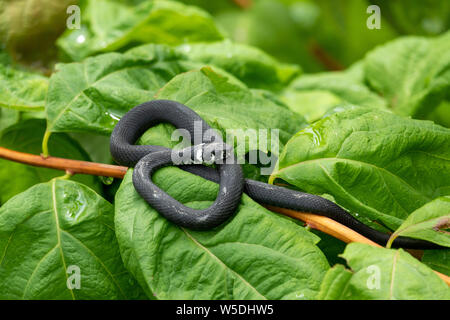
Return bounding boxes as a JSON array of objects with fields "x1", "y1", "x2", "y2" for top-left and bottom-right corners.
[
  {"x1": 59, "y1": 171, "x2": 74, "y2": 180},
  {"x1": 386, "y1": 234, "x2": 397, "y2": 249},
  {"x1": 41, "y1": 129, "x2": 51, "y2": 157}
]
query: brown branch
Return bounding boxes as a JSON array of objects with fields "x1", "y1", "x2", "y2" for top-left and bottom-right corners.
[
  {"x1": 232, "y1": 0, "x2": 252, "y2": 9},
  {"x1": 269, "y1": 206, "x2": 450, "y2": 286},
  {"x1": 266, "y1": 205, "x2": 381, "y2": 247},
  {"x1": 0, "y1": 146, "x2": 127, "y2": 178},
  {"x1": 309, "y1": 40, "x2": 344, "y2": 71},
  {"x1": 1, "y1": 146, "x2": 449, "y2": 286}
]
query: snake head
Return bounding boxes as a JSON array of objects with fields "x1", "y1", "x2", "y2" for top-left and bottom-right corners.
[
  {"x1": 171, "y1": 142, "x2": 234, "y2": 165},
  {"x1": 202, "y1": 142, "x2": 234, "y2": 165}
]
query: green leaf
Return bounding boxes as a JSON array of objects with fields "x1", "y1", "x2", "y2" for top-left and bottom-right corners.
[
  {"x1": 0, "y1": 179, "x2": 145, "y2": 299},
  {"x1": 177, "y1": 40, "x2": 301, "y2": 90},
  {"x1": 281, "y1": 90, "x2": 343, "y2": 123},
  {"x1": 45, "y1": 44, "x2": 200, "y2": 134},
  {"x1": 270, "y1": 107, "x2": 450, "y2": 230},
  {"x1": 388, "y1": 196, "x2": 450, "y2": 248},
  {"x1": 316, "y1": 265, "x2": 352, "y2": 300},
  {"x1": 0, "y1": 119, "x2": 101, "y2": 204},
  {"x1": 422, "y1": 249, "x2": 450, "y2": 276},
  {"x1": 282, "y1": 69, "x2": 387, "y2": 122},
  {"x1": 57, "y1": 0, "x2": 224, "y2": 61},
  {"x1": 0, "y1": 63, "x2": 48, "y2": 111},
  {"x1": 115, "y1": 169, "x2": 329, "y2": 299},
  {"x1": 318, "y1": 243, "x2": 450, "y2": 300},
  {"x1": 364, "y1": 31, "x2": 450, "y2": 119},
  {"x1": 0, "y1": 108, "x2": 19, "y2": 132},
  {"x1": 156, "y1": 67, "x2": 307, "y2": 154}
]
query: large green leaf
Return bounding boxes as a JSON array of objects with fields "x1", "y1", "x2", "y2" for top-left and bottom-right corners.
[
  {"x1": 177, "y1": 40, "x2": 301, "y2": 90},
  {"x1": 270, "y1": 107, "x2": 450, "y2": 230},
  {"x1": 57, "y1": 0, "x2": 224, "y2": 62},
  {"x1": 326, "y1": 243, "x2": 450, "y2": 300},
  {"x1": 281, "y1": 89, "x2": 343, "y2": 123},
  {"x1": 156, "y1": 67, "x2": 307, "y2": 154},
  {"x1": 45, "y1": 44, "x2": 200, "y2": 134},
  {"x1": 388, "y1": 196, "x2": 450, "y2": 248},
  {"x1": 0, "y1": 179, "x2": 144, "y2": 299},
  {"x1": 0, "y1": 65, "x2": 48, "y2": 111},
  {"x1": 281, "y1": 65, "x2": 387, "y2": 122},
  {"x1": 115, "y1": 168, "x2": 329, "y2": 299},
  {"x1": 318, "y1": 243, "x2": 450, "y2": 300},
  {"x1": 364, "y1": 31, "x2": 450, "y2": 119},
  {"x1": 0, "y1": 119, "x2": 101, "y2": 205}
]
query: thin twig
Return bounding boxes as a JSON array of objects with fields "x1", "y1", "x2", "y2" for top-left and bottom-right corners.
[
  {"x1": 266, "y1": 205, "x2": 381, "y2": 247},
  {"x1": 232, "y1": 0, "x2": 252, "y2": 9},
  {"x1": 309, "y1": 40, "x2": 344, "y2": 71},
  {"x1": 0, "y1": 146, "x2": 127, "y2": 178},
  {"x1": 0, "y1": 146, "x2": 449, "y2": 286}
]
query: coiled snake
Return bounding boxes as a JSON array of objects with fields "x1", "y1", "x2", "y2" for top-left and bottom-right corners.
[{"x1": 110, "y1": 100, "x2": 441, "y2": 249}]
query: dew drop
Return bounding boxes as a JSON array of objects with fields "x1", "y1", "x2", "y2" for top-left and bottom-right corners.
[
  {"x1": 100, "y1": 176, "x2": 114, "y2": 185},
  {"x1": 62, "y1": 187, "x2": 87, "y2": 221},
  {"x1": 76, "y1": 35, "x2": 86, "y2": 44}
]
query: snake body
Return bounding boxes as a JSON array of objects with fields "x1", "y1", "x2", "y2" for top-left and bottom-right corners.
[{"x1": 110, "y1": 100, "x2": 440, "y2": 249}]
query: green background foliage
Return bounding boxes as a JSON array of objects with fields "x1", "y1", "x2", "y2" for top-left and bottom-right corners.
[{"x1": 0, "y1": 0, "x2": 449, "y2": 300}]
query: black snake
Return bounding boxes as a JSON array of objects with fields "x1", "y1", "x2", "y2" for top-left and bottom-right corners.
[{"x1": 110, "y1": 100, "x2": 441, "y2": 249}]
